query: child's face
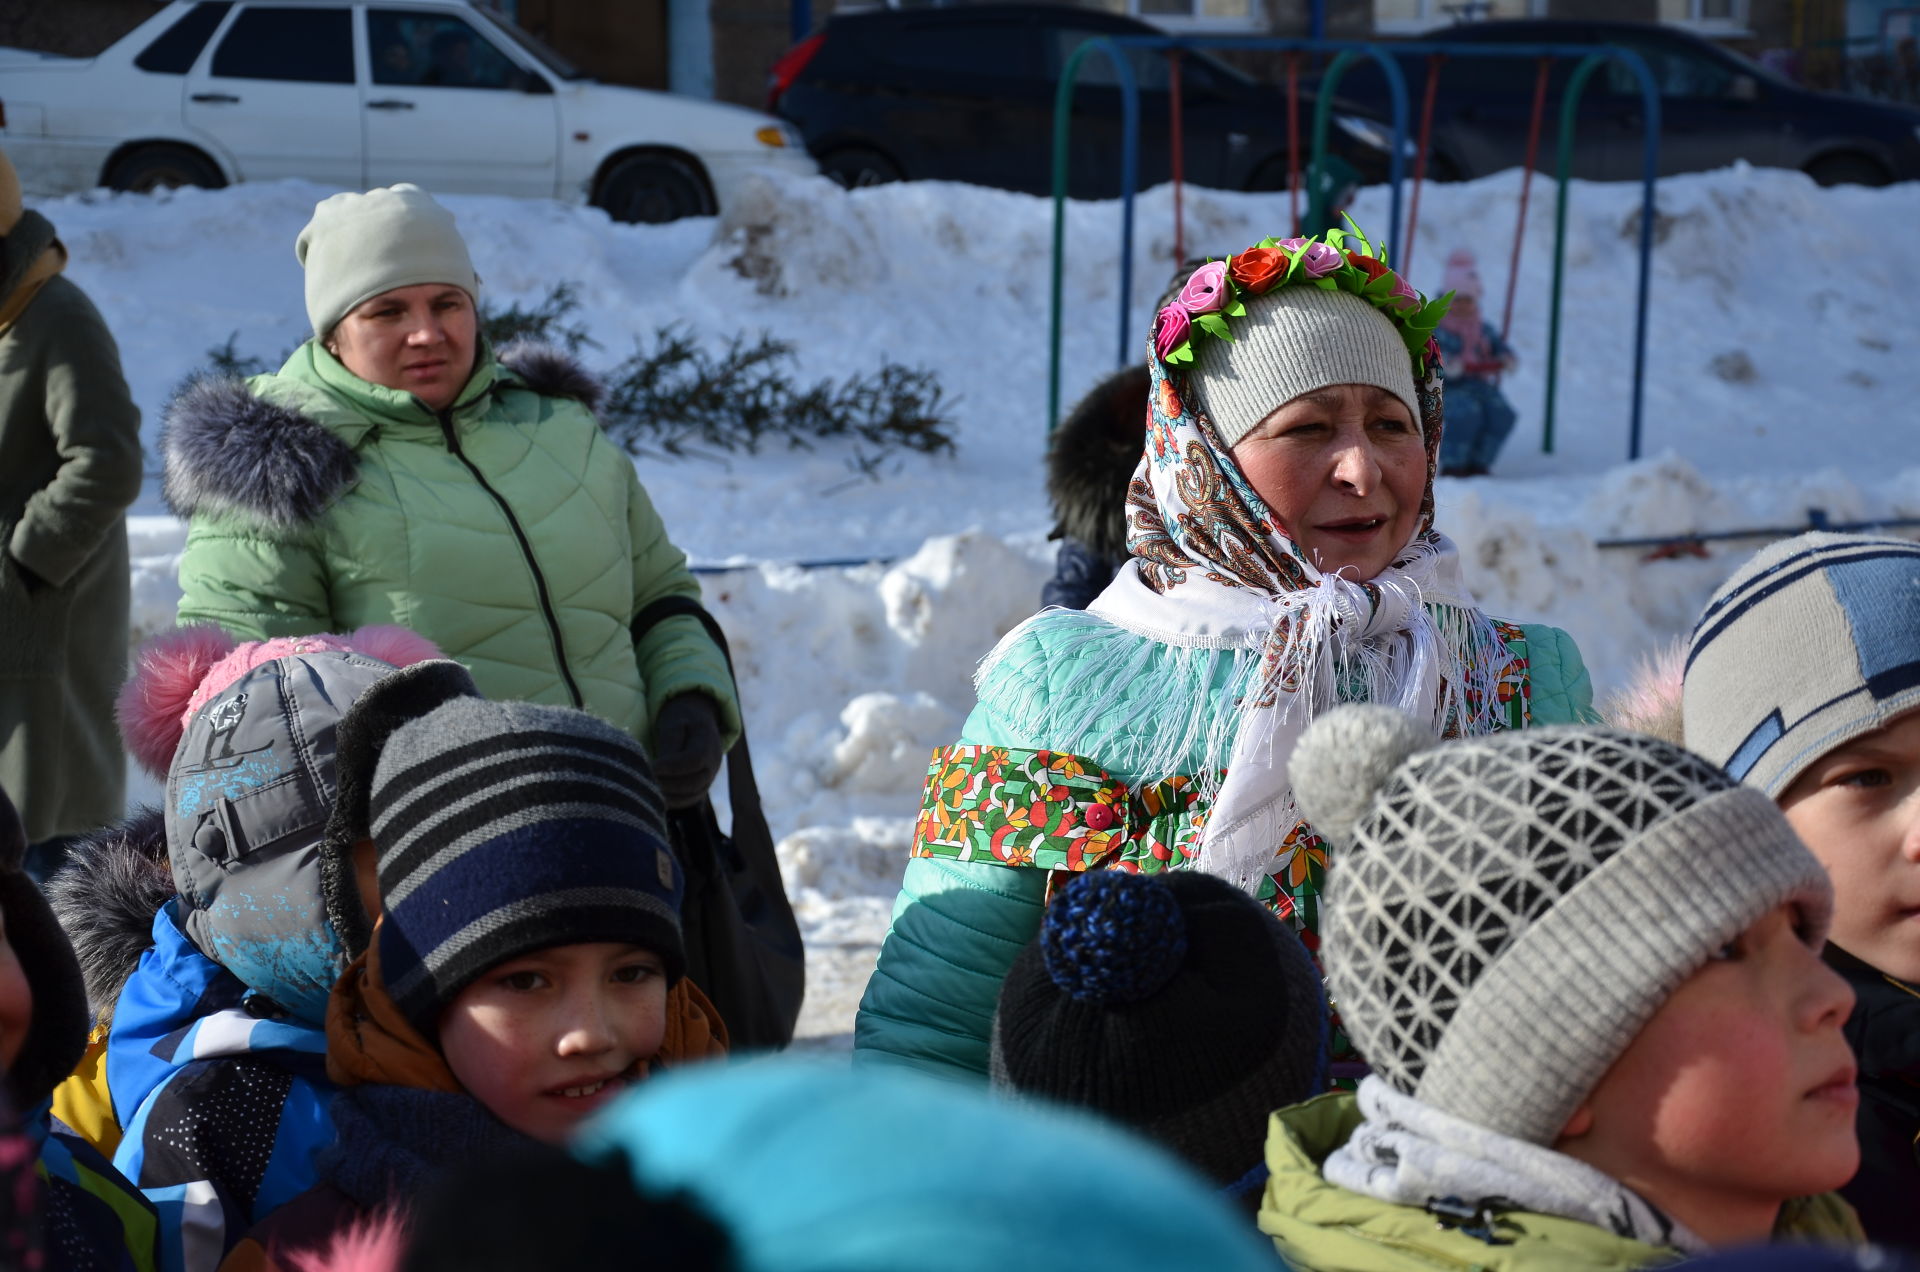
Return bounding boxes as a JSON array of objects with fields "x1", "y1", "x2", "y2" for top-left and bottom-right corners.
[
  {"x1": 0, "y1": 914, "x2": 30, "y2": 1075},
  {"x1": 1556, "y1": 904, "x2": 1858, "y2": 1245},
  {"x1": 439, "y1": 941, "x2": 668, "y2": 1145},
  {"x1": 1780, "y1": 707, "x2": 1920, "y2": 980}
]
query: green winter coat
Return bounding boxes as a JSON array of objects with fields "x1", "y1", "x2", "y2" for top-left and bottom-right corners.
[
  {"x1": 0, "y1": 212, "x2": 143, "y2": 843},
  {"x1": 165, "y1": 340, "x2": 740, "y2": 750},
  {"x1": 1259, "y1": 1091, "x2": 1864, "y2": 1271},
  {"x1": 853, "y1": 617, "x2": 1595, "y2": 1081}
]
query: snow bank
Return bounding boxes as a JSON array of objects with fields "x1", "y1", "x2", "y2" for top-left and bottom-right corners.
[{"x1": 54, "y1": 165, "x2": 1920, "y2": 1043}]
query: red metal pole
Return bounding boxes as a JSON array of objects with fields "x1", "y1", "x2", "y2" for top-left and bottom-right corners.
[
  {"x1": 1401, "y1": 53, "x2": 1443, "y2": 273},
  {"x1": 1171, "y1": 49, "x2": 1185, "y2": 264},
  {"x1": 1500, "y1": 57, "x2": 1553, "y2": 354},
  {"x1": 1285, "y1": 52, "x2": 1301, "y2": 237}
]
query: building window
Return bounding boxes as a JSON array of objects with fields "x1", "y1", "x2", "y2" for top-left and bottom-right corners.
[
  {"x1": 1080, "y1": 0, "x2": 1266, "y2": 34},
  {"x1": 1657, "y1": 0, "x2": 1751, "y2": 34},
  {"x1": 1374, "y1": 0, "x2": 1547, "y2": 36}
]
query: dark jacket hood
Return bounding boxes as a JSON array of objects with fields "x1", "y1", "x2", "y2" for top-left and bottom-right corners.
[
  {"x1": 1047, "y1": 363, "x2": 1150, "y2": 565},
  {"x1": 159, "y1": 341, "x2": 604, "y2": 529},
  {"x1": 45, "y1": 807, "x2": 172, "y2": 1032}
]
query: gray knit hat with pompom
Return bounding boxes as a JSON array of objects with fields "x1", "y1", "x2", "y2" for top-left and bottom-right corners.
[{"x1": 1289, "y1": 706, "x2": 1831, "y2": 1145}]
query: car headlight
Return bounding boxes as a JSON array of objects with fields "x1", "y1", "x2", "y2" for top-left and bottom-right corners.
[{"x1": 755, "y1": 124, "x2": 803, "y2": 149}]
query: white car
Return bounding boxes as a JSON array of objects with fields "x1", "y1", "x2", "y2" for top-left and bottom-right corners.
[{"x1": 0, "y1": 0, "x2": 817, "y2": 221}]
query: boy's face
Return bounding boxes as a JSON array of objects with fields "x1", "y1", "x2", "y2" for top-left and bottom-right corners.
[
  {"x1": 1556, "y1": 904, "x2": 1858, "y2": 1245},
  {"x1": 439, "y1": 941, "x2": 669, "y2": 1145},
  {"x1": 0, "y1": 912, "x2": 30, "y2": 1075},
  {"x1": 1779, "y1": 707, "x2": 1920, "y2": 980}
]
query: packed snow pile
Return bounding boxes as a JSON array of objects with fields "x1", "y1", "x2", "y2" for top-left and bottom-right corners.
[{"x1": 60, "y1": 164, "x2": 1920, "y2": 1044}]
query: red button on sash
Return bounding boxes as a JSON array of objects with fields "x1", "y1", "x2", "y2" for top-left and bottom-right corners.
[{"x1": 1083, "y1": 803, "x2": 1116, "y2": 831}]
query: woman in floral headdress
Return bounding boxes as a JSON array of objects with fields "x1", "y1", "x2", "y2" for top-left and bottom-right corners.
[{"x1": 854, "y1": 228, "x2": 1596, "y2": 1082}]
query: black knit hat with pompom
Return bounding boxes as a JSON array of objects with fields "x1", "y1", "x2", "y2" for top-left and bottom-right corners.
[{"x1": 989, "y1": 869, "x2": 1329, "y2": 1189}]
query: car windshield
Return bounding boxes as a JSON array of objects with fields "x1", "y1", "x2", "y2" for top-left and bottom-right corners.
[{"x1": 470, "y1": 4, "x2": 587, "y2": 79}]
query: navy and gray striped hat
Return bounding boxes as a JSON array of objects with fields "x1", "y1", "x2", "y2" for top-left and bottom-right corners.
[
  {"x1": 369, "y1": 697, "x2": 683, "y2": 1038},
  {"x1": 1684, "y1": 532, "x2": 1920, "y2": 797}
]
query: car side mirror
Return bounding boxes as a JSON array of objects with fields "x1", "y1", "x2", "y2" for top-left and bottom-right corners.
[
  {"x1": 1727, "y1": 74, "x2": 1758, "y2": 102},
  {"x1": 513, "y1": 66, "x2": 553, "y2": 94}
]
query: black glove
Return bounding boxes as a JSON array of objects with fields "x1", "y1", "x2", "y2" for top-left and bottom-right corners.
[{"x1": 651, "y1": 694, "x2": 725, "y2": 809}]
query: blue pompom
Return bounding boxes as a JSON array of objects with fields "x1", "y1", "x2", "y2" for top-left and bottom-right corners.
[{"x1": 1040, "y1": 873, "x2": 1187, "y2": 1005}]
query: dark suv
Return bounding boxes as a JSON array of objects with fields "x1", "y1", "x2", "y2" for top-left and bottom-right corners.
[
  {"x1": 767, "y1": 4, "x2": 1398, "y2": 198},
  {"x1": 1321, "y1": 19, "x2": 1920, "y2": 185}
]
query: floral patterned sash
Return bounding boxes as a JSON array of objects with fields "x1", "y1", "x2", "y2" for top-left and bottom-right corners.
[{"x1": 911, "y1": 619, "x2": 1534, "y2": 942}]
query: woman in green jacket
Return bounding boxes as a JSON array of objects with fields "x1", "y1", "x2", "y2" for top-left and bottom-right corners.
[
  {"x1": 163, "y1": 185, "x2": 738, "y2": 805},
  {"x1": 854, "y1": 229, "x2": 1596, "y2": 1081}
]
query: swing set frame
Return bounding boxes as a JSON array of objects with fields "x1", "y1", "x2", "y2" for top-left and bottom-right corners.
[{"x1": 1045, "y1": 37, "x2": 1664, "y2": 461}]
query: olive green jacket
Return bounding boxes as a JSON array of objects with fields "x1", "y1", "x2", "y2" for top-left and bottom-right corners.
[
  {"x1": 165, "y1": 340, "x2": 739, "y2": 749},
  {"x1": 1260, "y1": 1092, "x2": 1864, "y2": 1272},
  {"x1": 0, "y1": 212, "x2": 142, "y2": 842}
]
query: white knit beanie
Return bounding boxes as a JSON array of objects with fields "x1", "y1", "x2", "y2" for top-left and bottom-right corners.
[
  {"x1": 1190, "y1": 286, "x2": 1419, "y2": 448},
  {"x1": 296, "y1": 184, "x2": 478, "y2": 340},
  {"x1": 1290, "y1": 706, "x2": 1832, "y2": 1147}
]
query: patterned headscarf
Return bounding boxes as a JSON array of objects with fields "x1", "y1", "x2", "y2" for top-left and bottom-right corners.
[{"x1": 998, "y1": 231, "x2": 1522, "y2": 899}]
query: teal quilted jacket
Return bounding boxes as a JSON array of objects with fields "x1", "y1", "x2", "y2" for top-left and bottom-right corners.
[{"x1": 853, "y1": 618, "x2": 1595, "y2": 1081}]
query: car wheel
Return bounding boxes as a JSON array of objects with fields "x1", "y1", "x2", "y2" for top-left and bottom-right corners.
[
  {"x1": 107, "y1": 145, "x2": 225, "y2": 193},
  {"x1": 594, "y1": 154, "x2": 712, "y2": 224},
  {"x1": 820, "y1": 147, "x2": 902, "y2": 190},
  {"x1": 1804, "y1": 152, "x2": 1890, "y2": 188}
]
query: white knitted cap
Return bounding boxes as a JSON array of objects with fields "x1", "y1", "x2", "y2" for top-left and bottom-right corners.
[
  {"x1": 296, "y1": 184, "x2": 478, "y2": 340},
  {"x1": 1190, "y1": 286, "x2": 1419, "y2": 448},
  {"x1": 1292, "y1": 707, "x2": 1833, "y2": 1146}
]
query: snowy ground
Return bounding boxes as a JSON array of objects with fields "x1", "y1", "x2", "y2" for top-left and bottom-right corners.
[{"x1": 54, "y1": 164, "x2": 1920, "y2": 1047}]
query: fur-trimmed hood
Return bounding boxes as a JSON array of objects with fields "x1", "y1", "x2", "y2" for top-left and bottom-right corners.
[
  {"x1": 45, "y1": 808, "x2": 172, "y2": 1030},
  {"x1": 160, "y1": 340, "x2": 604, "y2": 529},
  {"x1": 1048, "y1": 364, "x2": 1150, "y2": 565}
]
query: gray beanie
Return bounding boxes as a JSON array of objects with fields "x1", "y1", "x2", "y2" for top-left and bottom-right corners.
[
  {"x1": 1290, "y1": 706, "x2": 1831, "y2": 1146},
  {"x1": 1684, "y1": 531, "x2": 1920, "y2": 797},
  {"x1": 296, "y1": 184, "x2": 478, "y2": 340},
  {"x1": 1190, "y1": 286, "x2": 1420, "y2": 448}
]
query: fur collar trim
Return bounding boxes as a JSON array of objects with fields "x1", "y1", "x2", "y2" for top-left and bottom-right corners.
[
  {"x1": 161, "y1": 343, "x2": 605, "y2": 528},
  {"x1": 45, "y1": 808, "x2": 172, "y2": 1029},
  {"x1": 1048, "y1": 364, "x2": 1149, "y2": 564}
]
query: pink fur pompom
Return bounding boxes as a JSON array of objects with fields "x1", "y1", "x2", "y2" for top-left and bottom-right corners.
[
  {"x1": 119, "y1": 624, "x2": 446, "y2": 780},
  {"x1": 286, "y1": 1212, "x2": 408, "y2": 1272},
  {"x1": 1601, "y1": 638, "x2": 1687, "y2": 746},
  {"x1": 117, "y1": 626, "x2": 238, "y2": 778},
  {"x1": 343, "y1": 625, "x2": 444, "y2": 672}
]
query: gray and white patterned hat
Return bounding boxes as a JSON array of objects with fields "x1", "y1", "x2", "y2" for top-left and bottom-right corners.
[{"x1": 1290, "y1": 706, "x2": 1831, "y2": 1146}]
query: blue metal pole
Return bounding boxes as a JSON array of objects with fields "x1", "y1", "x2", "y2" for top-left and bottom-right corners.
[
  {"x1": 1310, "y1": 0, "x2": 1326, "y2": 40},
  {"x1": 790, "y1": 0, "x2": 811, "y2": 46}
]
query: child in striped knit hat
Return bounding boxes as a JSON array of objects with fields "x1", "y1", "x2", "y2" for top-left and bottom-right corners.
[
  {"x1": 222, "y1": 689, "x2": 728, "y2": 1272},
  {"x1": 1683, "y1": 532, "x2": 1920, "y2": 1251}
]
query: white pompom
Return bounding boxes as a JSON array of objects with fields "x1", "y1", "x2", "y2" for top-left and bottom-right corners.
[{"x1": 1289, "y1": 705, "x2": 1435, "y2": 846}]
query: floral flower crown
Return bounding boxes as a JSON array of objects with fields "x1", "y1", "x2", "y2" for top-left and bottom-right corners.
[{"x1": 1152, "y1": 223, "x2": 1452, "y2": 381}]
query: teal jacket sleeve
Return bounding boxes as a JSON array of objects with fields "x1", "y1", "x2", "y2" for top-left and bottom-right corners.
[
  {"x1": 852, "y1": 853, "x2": 1047, "y2": 1083},
  {"x1": 1521, "y1": 622, "x2": 1599, "y2": 725},
  {"x1": 853, "y1": 681, "x2": 1056, "y2": 1083}
]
